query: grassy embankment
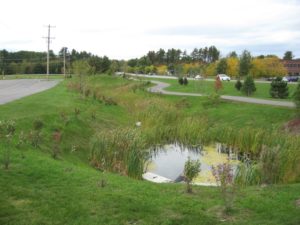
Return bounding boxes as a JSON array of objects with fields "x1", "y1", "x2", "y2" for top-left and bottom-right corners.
[
  {"x1": 146, "y1": 77, "x2": 297, "y2": 101},
  {"x1": 0, "y1": 75, "x2": 300, "y2": 225}
]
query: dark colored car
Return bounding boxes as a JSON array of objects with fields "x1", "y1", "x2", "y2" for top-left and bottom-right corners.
[{"x1": 285, "y1": 76, "x2": 299, "y2": 82}]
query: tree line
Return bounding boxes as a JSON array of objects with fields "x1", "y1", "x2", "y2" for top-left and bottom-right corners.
[{"x1": 0, "y1": 47, "x2": 295, "y2": 78}]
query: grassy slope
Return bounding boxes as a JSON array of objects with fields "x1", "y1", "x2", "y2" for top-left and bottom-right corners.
[
  {"x1": 0, "y1": 76, "x2": 299, "y2": 225},
  {"x1": 146, "y1": 78, "x2": 297, "y2": 101}
]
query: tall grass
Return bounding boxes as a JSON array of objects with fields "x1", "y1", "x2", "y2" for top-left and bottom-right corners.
[
  {"x1": 76, "y1": 76, "x2": 300, "y2": 184},
  {"x1": 90, "y1": 128, "x2": 149, "y2": 179}
]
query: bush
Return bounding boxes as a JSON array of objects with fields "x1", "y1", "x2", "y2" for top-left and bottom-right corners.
[
  {"x1": 214, "y1": 76, "x2": 223, "y2": 92},
  {"x1": 183, "y1": 77, "x2": 188, "y2": 85},
  {"x1": 270, "y1": 77, "x2": 289, "y2": 99},
  {"x1": 241, "y1": 75, "x2": 256, "y2": 96},
  {"x1": 235, "y1": 79, "x2": 243, "y2": 91},
  {"x1": 178, "y1": 77, "x2": 184, "y2": 85},
  {"x1": 0, "y1": 120, "x2": 16, "y2": 169},
  {"x1": 212, "y1": 163, "x2": 236, "y2": 214},
  {"x1": 184, "y1": 157, "x2": 201, "y2": 193}
]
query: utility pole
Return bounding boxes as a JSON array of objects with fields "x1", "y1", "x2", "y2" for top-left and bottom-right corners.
[
  {"x1": 43, "y1": 24, "x2": 55, "y2": 79},
  {"x1": 63, "y1": 48, "x2": 66, "y2": 78}
]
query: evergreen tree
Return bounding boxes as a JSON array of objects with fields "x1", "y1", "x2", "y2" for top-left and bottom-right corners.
[
  {"x1": 283, "y1": 51, "x2": 294, "y2": 60},
  {"x1": 216, "y1": 58, "x2": 228, "y2": 74},
  {"x1": 270, "y1": 77, "x2": 289, "y2": 99},
  {"x1": 183, "y1": 77, "x2": 188, "y2": 85},
  {"x1": 178, "y1": 77, "x2": 184, "y2": 85},
  {"x1": 239, "y1": 50, "x2": 252, "y2": 77},
  {"x1": 235, "y1": 79, "x2": 243, "y2": 91},
  {"x1": 241, "y1": 75, "x2": 256, "y2": 96}
]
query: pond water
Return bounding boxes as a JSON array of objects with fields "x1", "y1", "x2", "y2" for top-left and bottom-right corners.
[{"x1": 145, "y1": 143, "x2": 239, "y2": 185}]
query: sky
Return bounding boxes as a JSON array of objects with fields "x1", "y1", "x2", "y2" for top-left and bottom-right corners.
[{"x1": 0, "y1": 0, "x2": 300, "y2": 59}]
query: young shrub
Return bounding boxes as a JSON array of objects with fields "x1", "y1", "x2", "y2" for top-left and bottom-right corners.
[
  {"x1": 270, "y1": 77, "x2": 289, "y2": 99},
  {"x1": 183, "y1": 77, "x2": 188, "y2": 85},
  {"x1": 16, "y1": 131, "x2": 27, "y2": 158},
  {"x1": 52, "y1": 130, "x2": 62, "y2": 159},
  {"x1": 0, "y1": 120, "x2": 16, "y2": 169},
  {"x1": 212, "y1": 162, "x2": 235, "y2": 214},
  {"x1": 241, "y1": 75, "x2": 256, "y2": 96},
  {"x1": 178, "y1": 77, "x2": 184, "y2": 85},
  {"x1": 235, "y1": 79, "x2": 243, "y2": 91},
  {"x1": 184, "y1": 157, "x2": 201, "y2": 193},
  {"x1": 30, "y1": 119, "x2": 44, "y2": 148},
  {"x1": 214, "y1": 76, "x2": 223, "y2": 92}
]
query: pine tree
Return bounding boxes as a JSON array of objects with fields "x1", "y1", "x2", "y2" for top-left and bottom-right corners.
[
  {"x1": 270, "y1": 77, "x2": 289, "y2": 99},
  {"x1": 241, "y1": 75, "x2": 256, "y2": 96},
  {"x1": 235, "y1": 79, "x2": 243, "y2": 91}
]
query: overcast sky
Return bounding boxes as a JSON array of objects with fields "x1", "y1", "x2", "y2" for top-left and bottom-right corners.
[{"x1": 1, "y1": 0, "x2": 300, "y2": 59}]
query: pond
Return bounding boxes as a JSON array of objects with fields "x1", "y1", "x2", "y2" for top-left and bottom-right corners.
[{"x1": 143, "y1": 143, "x2": 239, "y2": 185}]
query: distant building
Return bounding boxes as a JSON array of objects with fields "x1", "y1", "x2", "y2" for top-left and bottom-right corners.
[{"x1": 282, "y1": 59, "x2": 300, "y2": 75}]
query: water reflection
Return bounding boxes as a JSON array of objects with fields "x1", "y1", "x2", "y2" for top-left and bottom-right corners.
[{"x1": 145, "y1": 143, "x2": 239, "y2": 185}]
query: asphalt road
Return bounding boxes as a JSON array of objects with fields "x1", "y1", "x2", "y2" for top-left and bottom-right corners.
[
  {"x1": 148, "y1": 80, "x2": 296, "y2": 108},
  {"x1": 0, "y1": 79, "x2": 61, "y2": 105}
]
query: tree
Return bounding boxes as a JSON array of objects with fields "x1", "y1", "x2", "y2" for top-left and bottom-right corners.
[
  {"x1": 239, "y1": 50, "x2": 252, "y2": 77},
  {"x1": 226, "y1": 57, "x2": 239, "y2": 77},
  {"x1": 270, "y1": 77, "x2": 289, "y2": 99},
  {"x1": 228, "y1": 51, "x2": 238, "y2": 58},
  {"x1": 250, "y1": 57, "x2": 287, "y2": 78},
  {"x1": 215, "y1": 76, "x2": 223, "y2": 92},
  {"x1": 184, "y1": 157, "x2": 201, "y2": 193},
  {"x1": 183, "y1": 77, "x2": 188, "y2": 85},
  {"x1": 72, "y1": 60, "x2": 91, "y2": 92},
  {"x1": 178, "y1": 77, "x2": 184, "y2": 85},
  {"x1": 241, "y1": 75, "x2": 256, "y2": 96},
  {"x1": 216, "y1": 58, "x2": 228, "y2": 74},
  {"x1": 283, "y1": 51, "x2": 294, "y2": 60},
  {"x1": 235, "y1": 79, "x2": 243, "y2": 91}
]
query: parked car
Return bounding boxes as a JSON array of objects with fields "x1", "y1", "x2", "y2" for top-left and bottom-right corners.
[
  {"x1": 285, "y1": 75, "x2": 299, "y2": 82},
  {"x1": 194, "y1": 75, "x2": 204, "y2": 80},
  {"x1": 217, "y1": 74, "x2": 230, "y2": 81}
]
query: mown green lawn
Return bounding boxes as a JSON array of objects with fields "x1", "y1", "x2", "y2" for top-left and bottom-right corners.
[
  {"x1": 1, "y1": 147, "x2": 300, "y2": 225},
  {"x1": 146, "y1": 78, "x2": 298, "y2": 101},
  {"x1": 0, "y1": 75, "x2": 299, "y2": 225}
]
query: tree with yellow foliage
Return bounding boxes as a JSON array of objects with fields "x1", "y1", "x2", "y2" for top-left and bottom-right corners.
[
  {"x1": 250, "y1": 57, "x2": 287, "y2": 78},
  {"x1": 226, "y1": 57, "x2": 239, "y2": 78}
]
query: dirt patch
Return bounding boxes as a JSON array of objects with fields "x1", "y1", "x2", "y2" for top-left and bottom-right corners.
[
  {"x1": 295, "y1": 199, "x2": 300, "y2": 208},
  {"x1": 283, "y1": 118, "x2": 300, "y2": 134}
]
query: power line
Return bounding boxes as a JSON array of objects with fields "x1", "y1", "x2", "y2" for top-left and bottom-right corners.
[{"x1": 43, "y1": 24, "x2": 55, "y2": 79}]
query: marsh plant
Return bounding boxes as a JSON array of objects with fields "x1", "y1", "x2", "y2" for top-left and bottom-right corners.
[
  {"x1": 212, "y1": 162, "x2": 236, "y2": 214},
  {"x1": 184, "y1": 157, "x2": 201, "y2": 193},
  {"x1": 90, "y1": 128, "x2": 148, "y2": 179}
]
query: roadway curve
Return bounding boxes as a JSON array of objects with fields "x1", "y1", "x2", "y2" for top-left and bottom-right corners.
[
  {"x1": 0, "y1": 79, "x2": 61, "y2": 105},
  {"x1": 148, "y1": 80, "x2": 295, "y2": 108}
]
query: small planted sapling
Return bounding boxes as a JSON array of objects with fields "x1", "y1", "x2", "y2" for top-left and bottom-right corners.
[{"x1": 184, "y1": 157, "x2": 201, "y2": 193}]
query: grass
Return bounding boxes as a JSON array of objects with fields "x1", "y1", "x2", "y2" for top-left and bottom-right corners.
[
  {"x1": 0, "y1": 75, "x2": 300, "y2": 224},
  {"x1": 1, "y1": 148, "x2": 300, "y2": 225},
  {"x1": 145, "y1": 77, "x2": 298, "y2": 101}
]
